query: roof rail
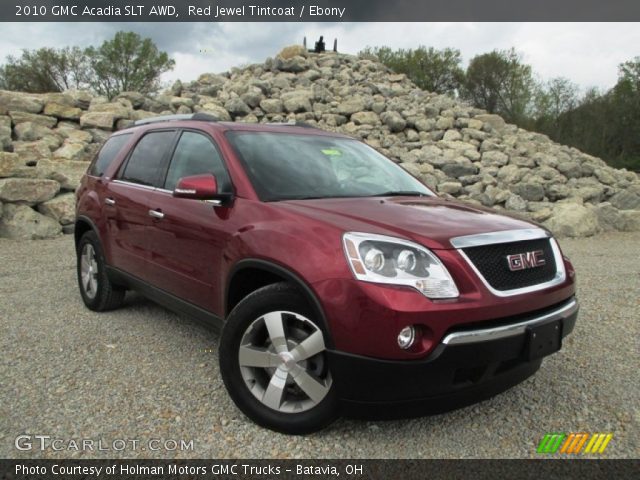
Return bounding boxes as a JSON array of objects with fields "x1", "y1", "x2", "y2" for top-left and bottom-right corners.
[
  {"x1": 133, "y1": 112, "x2": 219, "y2": 126},
  {"x1": 267, "y1": 120, "x2": 317, "y2": 129}
]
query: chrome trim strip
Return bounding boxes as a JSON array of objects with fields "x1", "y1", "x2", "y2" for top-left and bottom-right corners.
[
  {"x1": 456, "y1": 236, "x2": 566, "y2": 297},
  {"x1": 442, "y1": 298, "x2": 578, "y2": 345},
  {"x1": 111, "y1": 180, "x2": 173, "y2": 195},
  {"x1": 450, "y1": 228, "x2": 550, "y2": 248},
  {"x1": 112, "y1": 179, "x2": 156, "y2": 191}
]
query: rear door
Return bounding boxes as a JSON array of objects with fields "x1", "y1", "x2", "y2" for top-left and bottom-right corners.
[
  {"x1": 104, "y1": 129, "x2": 177, "y2": 280},
  {"x1": 144, "y1": 130, "x2": 234, "y2": 313}
]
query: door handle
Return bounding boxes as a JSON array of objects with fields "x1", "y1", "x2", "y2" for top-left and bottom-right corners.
[
  {"x1": 105, "y1": 197, "x2": 116, "y2": 206},
  {"x1": 148, "y1": 209, "x2": 165, "y2": 220}
]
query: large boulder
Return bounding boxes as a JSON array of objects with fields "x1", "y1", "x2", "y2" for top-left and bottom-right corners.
[
  {"x1": 43, "y1": 102, "x2": 82, "y2": 120},
  {"x1": 38, "y1": 160, "x2": 89, "y2": 191},
  {"x1": 274, "y1": 55, "x2": 309, "y2": 73},
  {"x1": 65, "y1": 90, "x2": 93, "y2": 109},
  {"x1": 194, "y1": 104, "x2": 231, "y2": 121},
  {"x1": 543, "y1": 202, "x2": 600, "y2": 237},
  {"x1": 195, "y1": 73, "x2": 227, "y2": 96},
  {"x1": 37, "y1": 192, "x2": 76, "y2": 225},
  {"x1": 593, "y1": 202, "x2": 620, "y2": 232},
  {"x1": 80, "y1": 112, "x2": 115, "y2": 130},
  {"x1": 380, "y1": 111, "x2": 406, "y2": 132},
  {"x1": 617, "y1": 210, "x2": 640, "y2": 231},
  {"x1": 511, "y1": 181, "x2": 545, "y2": 201},
  {"x1": 115, "y1": 91, "x2": 146, "y2": 109},
  {"x1": 609, "y1": 185, "x2": 640, "y2": 210},
  {"x1": 52, "y1": 142, "x2": 88, "y2": 161},
  {"x1": 0, "y1": 152, "x2": 26, "y2": 177},
  {"x1": 278, "y1": 45, "x2": 308, "y2": 60},
  {"x1": 14, "y1": 122, "x2": 54, "y2": 142},
  {"x1": 259, "y1": 99, "x2": 283, "y2": 114},
  {"x1": 474, "y1": 114, "x2": 506, "y2": 132},
  {"x1": 337, "y1": 97, "x2": 367, "y2": 116},
  {"x1": 280, "y1": 91, "x2": 312, "y2": 113},
  {"x1": 0, "y1": 203, "x2": 61, "y2": 239},
  {"x1": 224, "y1": 97, "x2": 251, "y2": 117},
  {"x1": 0, "y1": 178, "x2": 60, "y2": 205},
  {"x1": 351, "y1": 111, "x2": 380, "y2": 126},
  {"x1": 12, "y1": 140, "x2": 53, "y2": 161},
  {"x1": 9, "y1": 111, "x2": 57, "y2": 128},
  {"x1": 88, "y1": 102, "x2": 131, "y2": 119},
  {"x1": 0, "y1": 91, "x2": 43, "y2": 114}
]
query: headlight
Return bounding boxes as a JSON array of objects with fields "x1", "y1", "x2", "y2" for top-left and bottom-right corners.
[{"x1": 343, "y1": 232, "x2": 459, "y2": 299}]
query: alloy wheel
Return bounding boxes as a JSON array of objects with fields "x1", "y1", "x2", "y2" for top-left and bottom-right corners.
[
  {"x1": 80, "y1": 243, "x2": 99, "y2": 300},
  {"x1": 238, "y1": 311, "x2": 332, "y2": 413}
]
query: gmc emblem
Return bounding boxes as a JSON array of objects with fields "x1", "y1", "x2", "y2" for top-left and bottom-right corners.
[{"x1": 506, "y1": 250, "x2": 546, "y2": 271}]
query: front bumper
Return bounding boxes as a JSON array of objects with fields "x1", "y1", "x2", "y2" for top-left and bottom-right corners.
[{"x1": 327, "y1": 297, "x2": 578, "y2": 418}]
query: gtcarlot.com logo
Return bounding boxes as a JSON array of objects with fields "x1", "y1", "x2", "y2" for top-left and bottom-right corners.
[
  {"x1": 15, "y1": 435, "x2": 194, "y2": 452},
  {"x1": 537, "y1": 433, "x2": 613, "y2": 454}
]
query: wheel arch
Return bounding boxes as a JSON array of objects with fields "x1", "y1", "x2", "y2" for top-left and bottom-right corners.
[
  {"x1": 74, "y1": 215, "x2": 99, "y2": 250},
  {"x1": 225, "y1": 259, "x2": 334, "y2": 348}
]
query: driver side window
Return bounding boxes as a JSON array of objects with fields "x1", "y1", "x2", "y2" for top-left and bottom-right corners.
[{"x1": 164, "y1": 131, "x2": 230, "y2": 191}]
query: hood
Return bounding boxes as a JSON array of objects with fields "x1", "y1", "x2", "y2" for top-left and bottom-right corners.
[{"x1": 277, "y1": 196, "x2": 540, "y2": 250}]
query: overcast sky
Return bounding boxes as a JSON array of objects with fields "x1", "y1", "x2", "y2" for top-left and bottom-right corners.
[{"x1": 1, "y1": 22, "x2": 639, "y2": 92}]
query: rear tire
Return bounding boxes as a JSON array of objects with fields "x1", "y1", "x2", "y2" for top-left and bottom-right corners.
[
  {"x1": 76, "y1": 230, "x2": 125, "y2": 311},
  {"x1": 219, "y1": 282, "x2": 338, "y2": 434}
]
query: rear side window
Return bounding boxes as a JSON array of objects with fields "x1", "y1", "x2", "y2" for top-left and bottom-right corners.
[
  {"x1": 164, "y1": 131, "x2": 231, "y2": 191},
  {"x1": 120, "y1": 131, "x2": 175, "y2": 187},
  {"x1": 88, "y1": 134, "x2": 131, "y2": 177}
]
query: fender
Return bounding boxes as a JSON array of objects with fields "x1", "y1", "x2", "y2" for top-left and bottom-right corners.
[{"x1": 226, "y1": 258, "x2": 334, "y2": 348}]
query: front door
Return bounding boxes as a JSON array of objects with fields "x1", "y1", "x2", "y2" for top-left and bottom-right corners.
[{"x1": 145, "y1": 130, "x2": 234, "y2": 315}]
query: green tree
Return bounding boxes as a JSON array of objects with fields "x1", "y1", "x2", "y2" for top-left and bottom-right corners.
[
  {"x1": 360, "y1": 46, "x2": 464, "y2": 95},
  {"x1": 545, "y1": 58, "x2": 640, "y2": 170},
  {"x1": 609, "y1": 57, "x2": 640, "y2": 168},
  {"x1": 0, "y1": 47, "x2": 89, "y2": 93},
  {"x1": 84, "y1": 31, "x2": 175, "y2": 98},
  {"x1": 533, "y1": 77, "x2": 580, "y2": 134},
  {"x1": 535, "y1": 77, "x2": 579, "y2": 121},
  {"x1": 462, "y1": 49, "x2": 536, "y2": 124}
]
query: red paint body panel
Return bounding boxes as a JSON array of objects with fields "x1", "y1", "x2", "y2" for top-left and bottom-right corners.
[{"x1": 76, "y1": 120, "x2": 577, "y2": 362}]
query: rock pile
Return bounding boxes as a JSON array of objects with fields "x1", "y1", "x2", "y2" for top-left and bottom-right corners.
[{"x1": 1, "y1": 46, "x2": 639, "y2": 239}]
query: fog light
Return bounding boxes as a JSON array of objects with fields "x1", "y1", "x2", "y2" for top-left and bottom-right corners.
[{"x1": 397, "y1": 326, "x2": 415, "y2": 349}]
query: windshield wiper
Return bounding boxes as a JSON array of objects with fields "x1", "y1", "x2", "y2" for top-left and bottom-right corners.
[
  {"x1": 370, "y1": 190, "x2": 428, "y2": 197},
  {"x1": 273, "y1": 194, "x2": 355, "y2": 201}
]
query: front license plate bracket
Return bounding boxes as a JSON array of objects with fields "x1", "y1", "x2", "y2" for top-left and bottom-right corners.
[{"x1": 526, "y1": 320, "x2": 562, "y2": 361}]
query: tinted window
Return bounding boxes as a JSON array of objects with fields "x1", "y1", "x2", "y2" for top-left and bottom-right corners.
[
  {"x1": 88, "y1": 133, "x2": 131, "y2": 177},
  {"x1": 120, "y1": 131, "x2": 175, "y2": 187},
  {"x1": 226, "y1": 132, "x2": 432, "y2": 201},
  {"x1": 164, "y1": 131, "x2": 231, "y2": 191}
]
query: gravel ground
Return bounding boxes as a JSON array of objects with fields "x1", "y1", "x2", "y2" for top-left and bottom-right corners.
[{"x1": 1, "y1": 233, "x2": 638, "y2": 459}]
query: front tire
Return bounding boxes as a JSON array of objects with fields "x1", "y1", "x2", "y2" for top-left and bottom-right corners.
[
  {"x1": 76, "y1": 230, "x2": 125, "y2": 311},
  {"x1": 219, "y1": 282, "x2": 338, "y2": 434}
]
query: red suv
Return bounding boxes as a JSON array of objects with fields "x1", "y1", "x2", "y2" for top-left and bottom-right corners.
[{"x1": 75, "y1": 113, "x2": 578, "y2": 434}]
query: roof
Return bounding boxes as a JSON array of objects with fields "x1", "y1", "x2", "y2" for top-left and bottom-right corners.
[{"x1": 125, "y1": 113, "x2": 351, "y2": 138}]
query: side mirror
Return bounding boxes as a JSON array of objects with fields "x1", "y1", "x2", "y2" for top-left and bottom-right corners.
[{"x1": 173, "y1": 174, "x2": 231, "y2": 205}]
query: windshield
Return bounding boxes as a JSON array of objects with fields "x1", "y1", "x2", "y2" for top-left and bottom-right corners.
[{"x1": 226, "y1": 131, "x2": 434, "y2": 201}]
